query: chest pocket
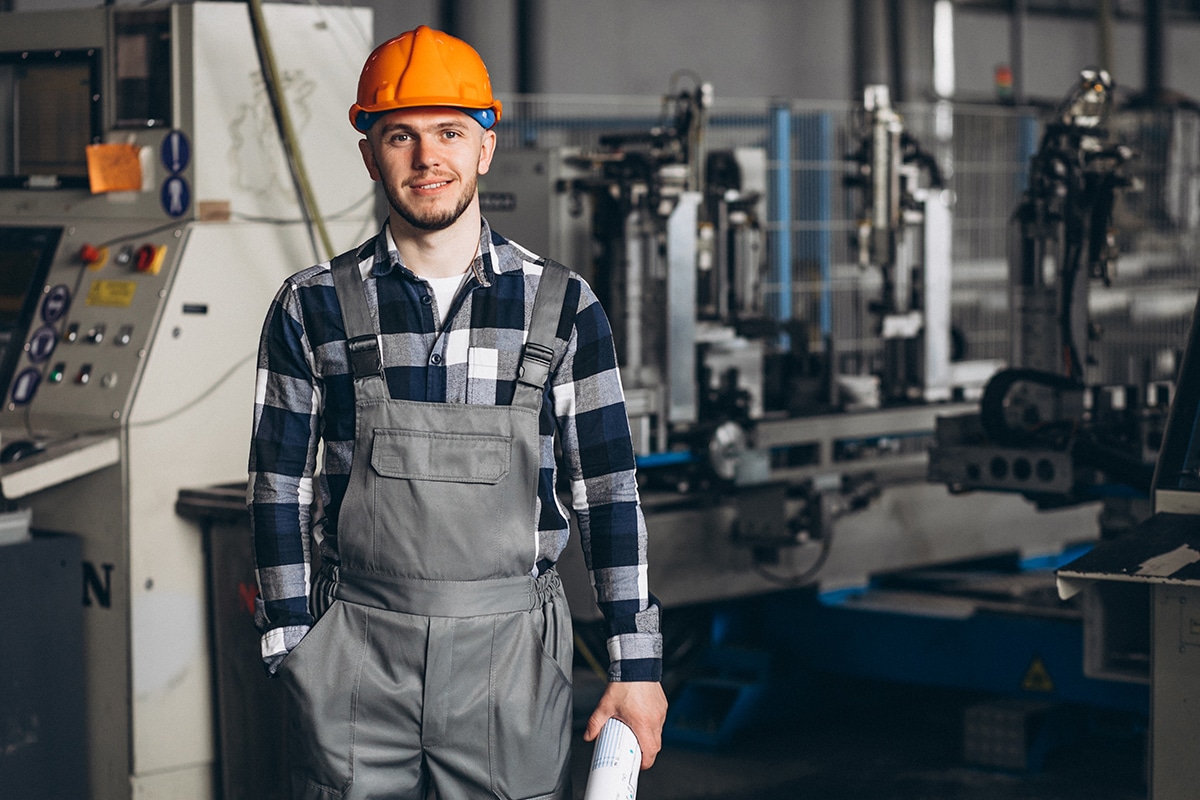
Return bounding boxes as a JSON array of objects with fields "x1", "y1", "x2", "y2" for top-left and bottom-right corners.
[{"x1": 370, "y1": 429, "x2": 512, "y2": 484}]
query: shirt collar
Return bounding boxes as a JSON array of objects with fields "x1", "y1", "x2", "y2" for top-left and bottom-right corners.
[{"x1": 368, "y1": 219, "x2": 507, "y2": 288}]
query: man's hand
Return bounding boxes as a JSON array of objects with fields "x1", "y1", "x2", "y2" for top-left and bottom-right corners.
[{"x1": 583, "y1": 681, "x2": 668, "y2": 770}]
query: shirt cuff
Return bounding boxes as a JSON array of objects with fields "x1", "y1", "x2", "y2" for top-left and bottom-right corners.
[
  {"x1": 261, "y1": 623, "x2": 310, "y2": 676},
  {"x1": 606, "y1": 632, "x2": 663, "y2": 682}
]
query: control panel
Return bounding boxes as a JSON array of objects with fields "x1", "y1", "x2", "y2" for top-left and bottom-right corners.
[{"x1": 0, "y1": 222, "x2": 184, "y2": 432}]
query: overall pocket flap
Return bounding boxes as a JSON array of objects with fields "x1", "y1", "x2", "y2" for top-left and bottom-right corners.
[{"x1": 371, "y1": 429, "x2": 512, "y2": 484}]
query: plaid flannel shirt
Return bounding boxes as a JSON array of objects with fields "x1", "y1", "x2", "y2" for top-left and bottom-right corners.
[{"x1": 248, "y1": 220, "x2": 661, "y2": 681}]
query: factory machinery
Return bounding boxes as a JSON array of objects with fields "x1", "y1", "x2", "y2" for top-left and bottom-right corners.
[
  {"x1": 929, "y1": 68, "x2": 1167, "y2": 526},
  {"x1": 0, "y1": 4, "x2": 374, "y2": 798},
  {"x1": 485, "y1": 69, "x2": 1200, "y2": 756},
  {"x1": 485, "y1": 80, "x2": 1109, "y2": 623},
  {"x1": 925, "y1": 70, "x2": 1200, "y2": 795},
  {"x1": 0, "y1": 2, "x2": 1189, "y2": 793}
]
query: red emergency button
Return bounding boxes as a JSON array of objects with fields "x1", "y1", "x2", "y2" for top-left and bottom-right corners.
[
  {"x1": 80, "y1": 244, "x2": 108, "y2": 270},
  {"x1": 135, "y1": 244, "x2": 166, "y2": 275}
]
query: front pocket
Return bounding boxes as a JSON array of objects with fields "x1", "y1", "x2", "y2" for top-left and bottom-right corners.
[
  {"x1": 278, "y1": 601, "x2": 366, "y2": 798},
  {"x1": 489, "y1": 605, "x2": 573, "y2": 799},
  {"x1": 371, "y1": 428, "x2": 511, "y2": 484}
]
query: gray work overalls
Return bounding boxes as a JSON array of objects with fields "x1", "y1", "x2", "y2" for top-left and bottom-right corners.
[{"x1": 277, "y1": 250, "x2": 574, "y2": 800}]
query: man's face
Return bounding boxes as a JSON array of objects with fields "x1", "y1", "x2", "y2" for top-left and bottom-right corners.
[{"x1": 359, "y1": 107, "x2": 496, "y2": 233}]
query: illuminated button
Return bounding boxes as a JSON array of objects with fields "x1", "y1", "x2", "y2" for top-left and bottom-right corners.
[
  {"x1": 75, "y1": 364, "x2": 93, "y2": 385},
  {"x1": 65, "y1": 323, "x2": 80, "y2": 344},
  {"x1": 86, "y1": 324, "x2": 106, "y2": 344},
  {"x1": 11, "y1": 367, "x2": 40, "y2": 404},
  {"x1": 115, "y1": 325, "x2": 133, "y2": 346},
  {"x1": 48, "y1": 363, "x2": 65, "y2": 384}
]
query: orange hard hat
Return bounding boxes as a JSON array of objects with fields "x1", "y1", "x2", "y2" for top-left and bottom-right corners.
[{"x1": 349, "y1": 25, "x2": 503, "y2": 132}]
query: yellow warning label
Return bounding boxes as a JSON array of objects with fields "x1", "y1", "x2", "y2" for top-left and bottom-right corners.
[
  {"x1": 86, "y1": 280, "x2": 137, "y2": 308},
  {"x1": 1021, "y1": 655, "x2": 1055, "y2": 693}
]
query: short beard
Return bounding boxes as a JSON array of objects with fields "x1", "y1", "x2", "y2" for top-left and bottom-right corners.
[{"x1": 386, "y1": 173, "x2": 478, "y2": 232}]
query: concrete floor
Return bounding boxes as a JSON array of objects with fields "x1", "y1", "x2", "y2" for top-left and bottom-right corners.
[{"x1": 569, "y1": 672, "x2": 1147, "y2": 800}]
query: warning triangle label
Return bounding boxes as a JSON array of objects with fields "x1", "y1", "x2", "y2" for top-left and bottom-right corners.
[{"x1": 1022, "y1": 655, "x2": 1055, "y2": 693}]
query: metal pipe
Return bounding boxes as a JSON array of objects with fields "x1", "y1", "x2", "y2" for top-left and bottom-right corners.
[
  {"x1": 770, "y1": 104, "x2": 793, "y2": 337},
  {"x1": 516, "y1": 0, "x2": 545, "y2": 94},
  {"x1": 888, "y1": 0, "x2": 905, "y2": 103},
  {"x1": 854, "y1": 0, "x2": 892, "y2": 99},
  {"x1": 1145, "y1": 0, "x2": 1164, "y2": 105},
  {"x1": 1098, "y1": 0, "x2": 1114, "y2": 77}
]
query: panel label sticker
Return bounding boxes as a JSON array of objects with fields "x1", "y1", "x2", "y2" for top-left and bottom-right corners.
[{"x1": 86, "y1": 280, "x2": 138, "y2": 308}]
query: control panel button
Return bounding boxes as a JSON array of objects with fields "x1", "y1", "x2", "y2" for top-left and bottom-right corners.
[
  {"x1": 75, "y1": 364, "x2": 93, "y2": 385},
  {"x1": 48, "y1": 363, "x2": 65, "y2": 384},
  {"x1": 80, "y1": 244, "x2": 108, "y2": 270},
  {"x1": 115, "y1": 325, "x2": 134, "y2": 346},
  {"x1": 86, "y1": 324, "x2": 106, "y2": 344},
  {"x1": 11, "y1": 367, "x2": 40, "y2": 405},
  {"x1": 65, "y1": 323, "x2": 79, "y2": 344},
  {"x1": 41, "y1": 285, "x2": 71, "y2": 324},
  {"x1": 135, "y1": 244, "x2": 166, "y2": 275},
  {"x1": 27, "y1": 326, "x2": 58, "y2": 363}
]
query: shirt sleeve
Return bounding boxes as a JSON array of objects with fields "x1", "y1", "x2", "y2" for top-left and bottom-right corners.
[
  {"x1": 552, "y1": 275, "x2": 662, "y2": 682},
  {"x1": 247, "y1": 279, "x2": 322, "y2": 674}
]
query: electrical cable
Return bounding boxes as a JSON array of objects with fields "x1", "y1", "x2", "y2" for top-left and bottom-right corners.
[
  {"x1": 751, "y1": 531, "x2": 834, "y2": 588},
  {"x1": 573, "y1": 632, "x2": 609, "y2": 682},
  {"x1": 125, "y1": 351, "x2": 258, "y2": 429},
  {"x1": 246, "y1": 0, "x2": 333, "y2": 263},
  {"x1": 230, "y1": 189, "x2": 375, "y2": 226}
]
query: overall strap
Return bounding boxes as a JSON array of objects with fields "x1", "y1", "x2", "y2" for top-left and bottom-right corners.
[
  {"x1": 513, "y1": 261, "x2": 571, "y2": 411},
  {"x1": 330, "y1": 248, "x2": 389, "y2": 401}
]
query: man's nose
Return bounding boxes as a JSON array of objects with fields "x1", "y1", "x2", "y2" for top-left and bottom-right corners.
[{"x1": 412, "y1": 136, "x2": 442, "y2": 168}]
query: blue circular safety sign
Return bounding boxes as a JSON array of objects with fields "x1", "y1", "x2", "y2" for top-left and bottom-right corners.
[
  {"x1": 41, "y1": 285, "x2": 71, "y2": 324},
  {"x1": 161, "y1": 130, "x2": 191, "y2": 175},
  {"x1": 161, "y1": 176, "x2": 191, "y2": 218},
  {"x1": 11, "y1": 367, "x2": 40, "y2": 405},
  {"x1": 28, "y1": 326, "x2": 57, "y2": 363}
]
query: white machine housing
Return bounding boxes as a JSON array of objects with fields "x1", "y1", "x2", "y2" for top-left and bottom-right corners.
[{"x1": 0, "y1": 4, "x2": 374, "y2": 798}]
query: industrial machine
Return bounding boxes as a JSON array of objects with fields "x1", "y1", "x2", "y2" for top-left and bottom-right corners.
[
  {"x1": 483, "y1": 81, "x2": 1104, "y2": 621},
  {"x1": 0, "y1": 4, "x2": 374, "y2": 798},
  {"x1": 842, "y1": 84, "x2": 1001, "y2": 405},
  {"x1": 929, "y1": 69, "x2": 1171, "y2": 530}
]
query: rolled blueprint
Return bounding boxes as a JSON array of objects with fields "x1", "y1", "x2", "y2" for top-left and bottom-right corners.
[{"x1": 583, "y1": 718, "x2": 641, "y2": 800}]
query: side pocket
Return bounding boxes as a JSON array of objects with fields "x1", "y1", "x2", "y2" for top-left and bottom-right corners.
[
  {"x1": 278, "y1": 601, "x2": 366, "y2": 798},
  {"x1": 489, "y1": 601, "x2": 574, "y2": 800}
]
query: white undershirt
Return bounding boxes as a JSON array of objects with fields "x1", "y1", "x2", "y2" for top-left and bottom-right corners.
[{"x1": 424, "y1": 271, "x2": 469, "y2": 328}]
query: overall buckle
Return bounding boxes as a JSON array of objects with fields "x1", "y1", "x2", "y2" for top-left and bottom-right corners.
[
  {"x1": 517, "y1": 341, "x2": 554, "y2": 389},
  {"x1": 346, "y1": 334, "x2": 382, "y2": 380}
]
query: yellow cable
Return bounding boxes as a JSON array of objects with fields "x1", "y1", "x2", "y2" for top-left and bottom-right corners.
[
  {"x1": 247, "y1": 0, "x2": 334, "y2": 260},
  {"x1": 574, "y1": 632, "x2": 609, "y2": 681}
]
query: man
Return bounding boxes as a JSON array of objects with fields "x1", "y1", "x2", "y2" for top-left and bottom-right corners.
[{"x1": 248, "y1": 25, "x2": 667, "y2": 799}]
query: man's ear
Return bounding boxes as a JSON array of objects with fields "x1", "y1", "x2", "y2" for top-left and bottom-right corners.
[
  {"x1": 477, "y1": 129, "x2": 497, "y2": 176},
  {"x1": 359, "y1": 138, "x2": 381, "y2": 181}
]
